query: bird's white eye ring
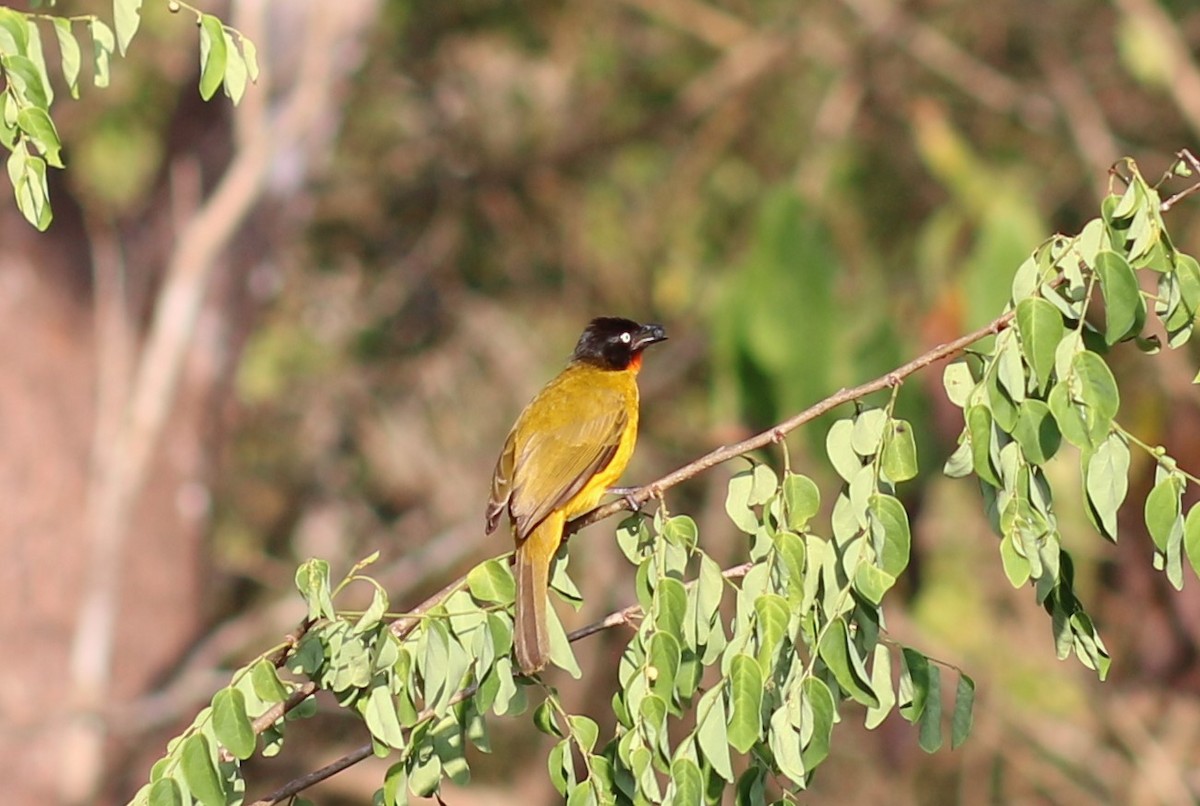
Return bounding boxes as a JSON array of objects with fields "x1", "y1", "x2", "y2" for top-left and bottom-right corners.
[{"x1": 620, "y1": 331, "x2": 632, "y2": 343}]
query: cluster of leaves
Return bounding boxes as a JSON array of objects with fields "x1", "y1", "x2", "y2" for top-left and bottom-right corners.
[
  {"x1": 0, "y1": 0, "x2": 256, "y2": 230},
  {"x1": 941, "y1": 158, "x2": 1200, "y2": 681},
  {"x1": 130, "y1": 549, "x2": 587, "y2": 806},
  {"x1": 545, "y1": 408, "x2": 973, "y2": 805},
  {"x1": 129, "y1": 410, "x2": 973, "y2": 806},
  {"x1": 128, "y1": 633, "x2": 311, "y2": 804}
]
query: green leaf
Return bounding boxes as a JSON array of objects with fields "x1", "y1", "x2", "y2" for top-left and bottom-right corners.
[
  {"x1": 566, "y1": 714, "x2": 599, "y2": 754},
  {"x1": 1047, "y1": 382, "x2": 1097, "y2": 451},
  {"x1": 749, "y1": 462, "x2": 778, "y2": 505},
  {"x1": 662, "y1": 515, "x2": 699, "y2": 549},
  {"x1": 365, "y1": 681, "x2": 406, "y2": 749},
  {"x1": 725, "y1": 469, "x2": 759, "y2": 533},
  {"x1": 89, "y1": 19, "x2": 115, "y2": 87},
  {"x1": 826, "y1": 418, "x2": 861, "y2": 483},
  {"x1": 146, "y1": 778, "x2": 183, "y2": 806},
  {"x1": 114, "y1": 0, "x2": 143, "y2": 56},
  {"x1": 295, "y1": 558, "x2": 334, "y2": 620},
  {"x1": 695, "y1": 685, "x2": 733, "y2": 781},
  {"x1": 639, "y1": 694, "x2": 670, "y2": 762},
  {"x1": 799, "y1": 676, "x2": 835, "y2": 770},
  {"x1": 4, "y1": 54, "x2": 49, "y2": 109},
  {"x1": 817, "y1": 618, "x2": 878, "y2": 707},
  {"x1": 198, "y1": 14, "x2": 227, "y2": 101},
  {"x1": 1016, "y1": 297, "x2": 1064, "y2": 392},
  {"x1": 695, "y1": 552, "x2": 725, "y2": 634},
  {"x1": 383, "y1": 762, "x2": 407, "y2": 806},
  {"x1": 1185, "y1": 504, "x2": 1200, "y2": 582},
  {"x1": 851, "y1": 408, "x2": 888, "y2": 456},
  {"x1": 868, "y1": 493, "x2": 910, "y2": 578},
  {"x1": 782, "y1": 473, "x2": 820, "y2": 530},
  {"x1": 942, "y1": 359, "x2": 976, "y2": 408},
  {"x1": 52, "y1": 19, "x2": 81, "y2": 98},
  {"x1": 1145, "y1": 474, "x2": 1182, "y2": 552},
  {"x1": 950, "y1": 673, "x2": 975, "y2": 749},
  {"x1": 727, "y1": 654, "x2": 763, "y2": 753},
  {"x1": 647, "y1": 631, "x2": 681, "y2": 701},
  {"x1": 853, "y1": 563, "x2": 896, "y2": 605},
  {"x1": 1095, "y1": 251, "x2": 1144, "y2": 344},
  {"x1": 221, "y1": 30, "x2": 247, "y2": 103},
  {"x1": 966, "y1": 405, "x2": 999, "y2": 487},
  {"x1": 0, "y1": 8, "x2": 30, "y2": 54},
  {"x1": 753, "y1": 594, "x2": 790, "y2": 670},
  {"x1": 533, "y1": 697, "x2": 563, "y2": 737},
  {"x1": 354, "y1": 583, "x2": 389, "y2": 633},
  {"x1": 1072, "y1": 351, "x2": 1120, "y2": 423},
  {"x1": 546, "y1": 603, "x2": 582, "y2": 678},
  {"x1": 1012, "y1": 399, "x2": 1061, "y2": 464},
  {"x1": 865, "y1": 644, "x2": 895, "y2": 730},
  {"x1": 917, "y1": 665, "x2": 943, "y2": 753},
  {"x1": 250, "y1": 659, "x2": 289, "y2": 704},
  {"x1": 20, "y1": 151, "x2": 52, "y2": 230},
  {"x1": 881, "y1": 419, "x2": 918, "y2": 483},
  {"x1": 239, "y1": 35, "x2": 259, "y2": 81},
  {"x1": 768, "y1": 705, "x2": 805, "y2": 785},
  {"x1": 1110, "y1": 181, "x2": 1139, "y2": 220},
  {"x1": 995, "y1": 334, "x2": 1026, "y2": 405},
  {"x1": 899, "y1": 648, "x2": 930, "y2": 722},
  {"x1": 943, "y1": 439, "x2": 972, "y2": 478},
  {"x1": 25, "y1": 19, "x2": 54, "y2": 107},
  {"x1": 615, "y1": 515, "x2": 652, "y2": 563},
  {"x1": 656, "y1": 576, "x2": 687, "y2": 637},
  {"x1": 212, "y1": 687, "x2": 256, "y2": 760},
  {"x1": 1176, "y1": 254, "x2": 1200, "y2": 315},
  {"x1": 1084, "y1": 432, "x2": 1129, "y2": 542},
  {"x1": 408, "y1": 742, "x2": 443, "y2": 797},
  {"x1": 668, "y1": 757, "x2": 704, "y2": 806},
  {"x1": 179, "y1": 734, "x2": 226, "y2": 806},
  {"x1": 467, "y1": 558, "x2": 515, "y2": 604}
]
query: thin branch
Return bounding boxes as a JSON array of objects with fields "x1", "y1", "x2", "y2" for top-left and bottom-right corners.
[
  {"x1": 248, "y1": 682, "x2": 480, "y2": 806},
  {"x1": 248, "y1": 743, "x2": 374, "y2": 806},
  {"x1": 566, "y1": 561, "x2": 753, "y2": 643},
  {"x1": 1160, "y1": 149, "x2": 1200, "y2": 213},
  {"x1": 568, "y1": 305, "x2": 1015, "y2": 536}
]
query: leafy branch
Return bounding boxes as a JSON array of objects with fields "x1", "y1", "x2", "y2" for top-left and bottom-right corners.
[
  {"x1": 129, "y1": 154, "x2": 1200, "y2": 806},
  {"x1": 0, "y1": 0, "x2": 257, "y2": 229}
]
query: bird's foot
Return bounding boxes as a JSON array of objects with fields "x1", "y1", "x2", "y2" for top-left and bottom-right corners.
[{"x1": 608, "y1": 486, "x2": 641, "y2": 511}]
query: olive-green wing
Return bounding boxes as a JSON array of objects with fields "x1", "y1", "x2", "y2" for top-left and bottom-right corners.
[
  {"x1": 485, "y1": 429, "x2": 516, "y2": 535},
  {"x1": 507, "y1": 388, "x2": 628, "y2": 541}
]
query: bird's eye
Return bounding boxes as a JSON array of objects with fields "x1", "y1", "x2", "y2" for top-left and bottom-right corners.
[{"x1": 619, "y1": 331, "x2": 632, "y2": 343}]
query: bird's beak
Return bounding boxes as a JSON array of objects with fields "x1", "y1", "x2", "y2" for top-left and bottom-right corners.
[{"x1": 632, "y1": 323, "x2": 668, "y2": 351}]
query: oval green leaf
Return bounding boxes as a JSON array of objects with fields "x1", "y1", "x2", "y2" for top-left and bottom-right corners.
[
  {"x1": 782, "y1": 473, "x2": 820, "y2": 530},
  {"x1": 198, "y1": 15, "x2": 227, "y2": 100},
  {"x1": 212, "y1": 687, "x2": 255, "y2": 760},
  {"x1": 1095, "y1": 250, "x2": 1144, "y2": 344},
  {"x1": 726, "y1": 654, "x2": 763, "y2": 753},
  {"x1": 1145, "y1": 474, "x2": 1182, "y2": 552},
  {"x1": 1016, "y1": 297, "x2": 1064, "y2": 392},
  {"x1": 882, "y1": 419, "x2": 919, "y2": 483},
  {"x1": 179, "y1": 734, "x2": 226, "y2": 806}
]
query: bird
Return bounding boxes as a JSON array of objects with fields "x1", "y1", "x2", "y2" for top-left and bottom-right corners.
[{"x1": 485, "y1": 317, "x2": 668, "y2": 674}]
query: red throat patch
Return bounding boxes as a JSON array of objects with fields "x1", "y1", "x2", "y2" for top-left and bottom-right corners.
[{"x1": 628, "y1": 351, "x2": 643, "y2": 373}]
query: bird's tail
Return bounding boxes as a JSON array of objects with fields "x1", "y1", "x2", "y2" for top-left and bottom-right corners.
[{"x1": 513, "y1": 513, "x2": 562, "y2": 674}]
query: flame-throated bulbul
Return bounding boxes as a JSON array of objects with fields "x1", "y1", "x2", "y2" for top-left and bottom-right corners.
[{"x1": 485, "y1": 317, "x2": 667, "y2": 674}]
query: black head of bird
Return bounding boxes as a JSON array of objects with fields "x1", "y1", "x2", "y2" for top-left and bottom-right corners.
[{"x1": 572, "y1": 317, "x2": 668, "y2": 371}]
